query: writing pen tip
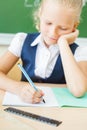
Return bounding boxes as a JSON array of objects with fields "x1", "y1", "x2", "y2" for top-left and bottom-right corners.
[{"x1": 43, "y1": 99, "x2": 45, "y2": 103}]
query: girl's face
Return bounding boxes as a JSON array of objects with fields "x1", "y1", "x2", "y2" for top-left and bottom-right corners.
[{"x1": 39, "y1": 1, "x2": 78, "y2": 47}]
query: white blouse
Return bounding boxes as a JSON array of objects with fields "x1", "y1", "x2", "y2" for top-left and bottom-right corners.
[{"x1": 8, "y1": 33, "x2": 87, "y2": 78}]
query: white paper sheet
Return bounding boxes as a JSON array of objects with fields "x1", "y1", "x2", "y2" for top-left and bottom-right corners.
[{"x1": 2, "y1": 87, "x2": 59, "y2": 107}]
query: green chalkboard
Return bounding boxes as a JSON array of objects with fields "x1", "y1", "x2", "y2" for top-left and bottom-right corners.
[
  {"x1": 0, "y1": 0, "x2": 87, "y2": 38},
  {"x1": 78, "y1": 4, "x2": 87, "y2": 38},
  {"x1": 0, "y1": 0, "x2": 37, "y2": 33}
]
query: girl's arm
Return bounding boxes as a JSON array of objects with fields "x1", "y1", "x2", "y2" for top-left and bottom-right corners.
[
  {"x1": 58, "y1": 30, "x2": 87, "y2": 97},
  {"x1": 0, "y1": 51, "x2": 44, "y2": 103}
]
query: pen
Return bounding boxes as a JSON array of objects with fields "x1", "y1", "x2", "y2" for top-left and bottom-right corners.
[{"x1": 17, "y1": 63, "x2": 45, "y2": 103}]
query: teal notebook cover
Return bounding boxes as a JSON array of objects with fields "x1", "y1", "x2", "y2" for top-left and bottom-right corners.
[{"x1": 52, "y1": 88, "x2": 87, "y2": 107}]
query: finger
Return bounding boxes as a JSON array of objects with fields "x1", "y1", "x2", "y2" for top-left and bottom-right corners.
[
  {"x1": 32, "y1": 97, "x2": 42, "y2": 104},
  {"x1": 70, "y1": 29, "x2": 79, "y2": 38},
  {"x1": 32, "y1": 91, "x2": 45, "y2": 104},
  {"x1": 34, "y1": 89, "x2": 44, "y2": 97}
]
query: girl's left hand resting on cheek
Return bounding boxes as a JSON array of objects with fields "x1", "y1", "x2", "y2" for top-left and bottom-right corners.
[{"x1": 58, "y1": 29, "x2": 79, "y2": 45}]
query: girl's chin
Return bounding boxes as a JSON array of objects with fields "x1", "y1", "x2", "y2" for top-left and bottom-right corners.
[
  {"x1": 47, "y1": 39, "x2": 57, "y2": 45},
  {"x1": 44, "y1": 42, "x2": 57, "y2": 47},
  {"x1": 43, "y1": 38, "x2": 57, "y2": 47}
]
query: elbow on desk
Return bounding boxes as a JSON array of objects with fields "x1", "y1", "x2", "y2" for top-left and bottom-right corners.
[
  {"x1": 72, "y1": 89, "x2": 86, "y2": 98},
  {"x1": 68, "y1": 81, "x2": 87, "y2": 98}
]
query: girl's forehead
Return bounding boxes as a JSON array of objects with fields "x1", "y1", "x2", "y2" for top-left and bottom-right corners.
[
  {"x1": 42, "y1": 0, "x2": 59, "y2": 8},
  {"x1": 41, "y1": 0, "x2": 78, "y2": 15},
  {"x1": 41, "y1": 0, "x2": 74, "y2": 14},
  {"x1": 41, "y1": 2, "x2": 76, "y2": 26},
  {"x1": 42, "y1": 0, "x2": 67, "y2": 8},
  {"x1": 40, "y1": 0, "x2": 79, "y2": 24},
  {"x1": 41, "y1": 3, "x2": 75, "y2": 19}
]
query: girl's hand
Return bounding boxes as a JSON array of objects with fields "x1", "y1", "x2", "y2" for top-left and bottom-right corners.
[
  {"x1": 18, "y1": 86, "x2": 44, "y2": 104},
  {"x1": 58, "y1": 29, "x2": 79, "y2": 45}
]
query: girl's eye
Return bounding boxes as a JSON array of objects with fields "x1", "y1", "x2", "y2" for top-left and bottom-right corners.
[{"x1": 46, "y1": 22, "x2": 52, "y2": 25}]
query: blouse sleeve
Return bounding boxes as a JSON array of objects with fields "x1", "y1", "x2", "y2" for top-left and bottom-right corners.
[
  {"x1": 8, "y1": 32, "x2": 27, "y2": 57},
  {"x1": 74, "y1": 46, "x2": 87, "y2": 61}
]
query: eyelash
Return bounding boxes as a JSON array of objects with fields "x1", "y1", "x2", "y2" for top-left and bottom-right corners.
[
  {"x1": 46, "y1": 22, "x2": 52, "y2": 25},
  {"x1": 45, "y1": 22, "x2": 68, "y2": 30}
]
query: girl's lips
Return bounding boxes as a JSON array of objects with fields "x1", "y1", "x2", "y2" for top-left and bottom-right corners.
[{"x1": 49, "y1": 37, "x2": 57, "y2": 41}]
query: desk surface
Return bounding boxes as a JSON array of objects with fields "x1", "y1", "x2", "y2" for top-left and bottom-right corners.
[{"x1": 0, "y1": 83, "x2": 87, "y2": 130}]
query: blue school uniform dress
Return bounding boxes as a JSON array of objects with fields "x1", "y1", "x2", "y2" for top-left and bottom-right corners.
[{"x1": 21, "y1": 33, "x2": 78, "y2": 84}]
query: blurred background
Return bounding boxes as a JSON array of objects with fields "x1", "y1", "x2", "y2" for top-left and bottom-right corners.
[{"x1": 0, "y1": 0, "x2": 87, "y2": 37}]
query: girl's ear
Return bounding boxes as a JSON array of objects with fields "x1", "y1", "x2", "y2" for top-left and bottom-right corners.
[
  {"x1": 73, "y1": 22, "x2": 79, "y2": 32},
  {"x1": 74, "y1": 22, "x2": 79, "y2": 28}
]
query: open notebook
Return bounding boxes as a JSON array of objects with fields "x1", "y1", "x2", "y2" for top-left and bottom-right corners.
[
  {"x1": 2, "y1": 86, "x2": 87, "y2": 107},
  {"x1": 2, "y1": 87, "x2": 59, "y2": 107}
]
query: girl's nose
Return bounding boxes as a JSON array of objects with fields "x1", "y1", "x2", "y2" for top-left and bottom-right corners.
[{"x1": 50, "y1": 27, "x2": 58, "y2": 38}]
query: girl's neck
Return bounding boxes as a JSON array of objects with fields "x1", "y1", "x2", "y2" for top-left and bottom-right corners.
[{"x1": 44, "y1": 41, "x2": 50, "y2": 48}]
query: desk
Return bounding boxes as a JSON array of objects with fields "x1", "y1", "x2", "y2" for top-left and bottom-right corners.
[{"x1": 0, "y1": 83, "x2": 87, "y2": 130}]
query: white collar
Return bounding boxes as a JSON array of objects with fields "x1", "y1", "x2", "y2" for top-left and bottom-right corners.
[{"x1": 31, "y1": 33, "x2": 42, "y2": 47}]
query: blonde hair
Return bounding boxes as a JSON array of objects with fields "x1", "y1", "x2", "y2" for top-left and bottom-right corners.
[{"x1": 33, "y1": 0, "x2": 87, "y2": 30}]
